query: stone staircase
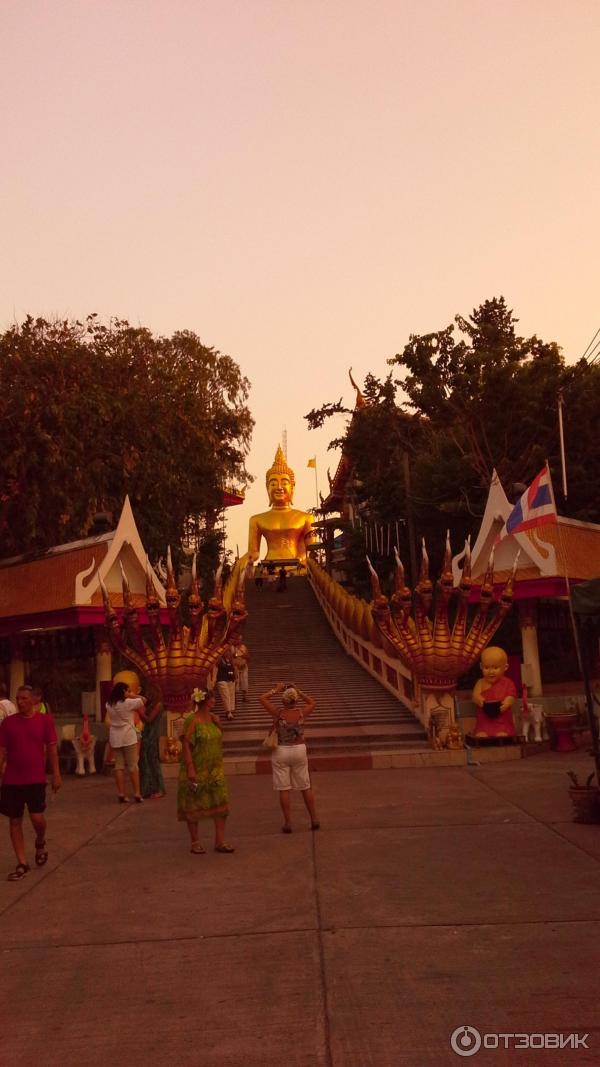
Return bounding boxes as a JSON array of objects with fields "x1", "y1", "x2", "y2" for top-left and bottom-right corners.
[{"x1": 219, "y1": 574, "x2": 427, "y2": 759}]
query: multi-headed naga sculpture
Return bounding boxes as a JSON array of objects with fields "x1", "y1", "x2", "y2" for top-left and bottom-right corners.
[
  {"x1": 368, "y1": 536, "x2": 519, "y2": 746},
  {"x1": 101, "y1": 551, "x2": 248, "y2": 714}
]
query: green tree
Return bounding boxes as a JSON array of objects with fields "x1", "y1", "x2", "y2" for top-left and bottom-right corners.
[
  {"x1": 306, "y1": 299, "x2": 600, "y2": 582},
  {"x1": 392, "y1": 297, "x2": 600, "y2": 523},
  {"x1": 307, "y1": 373, "x2": 428, "y2": 579},
  {"x1": 0, "y1": 316, "x2": 254, "y2": 563}
]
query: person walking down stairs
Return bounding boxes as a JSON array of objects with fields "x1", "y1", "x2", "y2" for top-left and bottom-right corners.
[
  {"x1": 231, "y1": 634, "x2": 250, "y2": 703},
  {"x1": 216, "y1": 649, "x2": 236, "y2": 720}
]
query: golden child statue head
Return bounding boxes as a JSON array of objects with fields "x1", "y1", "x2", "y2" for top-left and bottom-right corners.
[
  {"x1": 113, "y1": 669, "x2": 141, "y2": 694},
  {"x1": 480, "y1": 645, "x2": 508, "y2": 683},
  {"x1": 266, "y1": 445, "x2": 295, "y2": 508}
]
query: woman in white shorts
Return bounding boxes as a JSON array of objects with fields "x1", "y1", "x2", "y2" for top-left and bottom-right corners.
[
  {"x1": 259, "y1": 682, "x2": 320, "y2": 834},
  {"x1": 106, "y1": 681, "x2": 146, "y2": 804}
]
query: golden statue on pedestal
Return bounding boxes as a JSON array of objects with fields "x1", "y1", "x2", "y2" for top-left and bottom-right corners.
[{"x1": 247, "y1": 445, "x2": 315, "y2": 565}]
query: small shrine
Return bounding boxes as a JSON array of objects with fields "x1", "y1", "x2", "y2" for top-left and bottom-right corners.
[{"x1": 0, "y1": 498, "x2": 166, "y2": 715}]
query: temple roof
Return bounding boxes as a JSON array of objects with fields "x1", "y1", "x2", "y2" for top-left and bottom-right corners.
[
  {"x1": 0, "y1": 497, "x2": 165, "y2": 624},
  {"x1": 0, "y1": 540, "x2": 110, "y2": 616},
  {"x1": 320, "y1": 370, "x2": 366, "y2": 512},
  {"x1": 452, "y1": 472, "x2": 600, "y2": 590}
]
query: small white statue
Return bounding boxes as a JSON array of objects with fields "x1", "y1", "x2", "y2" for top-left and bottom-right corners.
[
  {"x1": 73, "y1": 714, "x2": 97, "y2": 775},
  {"x1": 528, "y1": 703, "x2": 545, "y2": 743}
]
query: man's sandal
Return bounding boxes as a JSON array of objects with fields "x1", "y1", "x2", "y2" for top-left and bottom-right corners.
[
  {"x1": 214, "y1": 843, "x2": 235, "y2": 853},
  {"x1": 35, "y1": 841, "x2": 48, "y2": 866},
  {"x1": 190, "y1": 842, "x2": 206, "y2": 855},
  {"x1": 8, "y1": 863, "x2": 30, "y2": 881}
]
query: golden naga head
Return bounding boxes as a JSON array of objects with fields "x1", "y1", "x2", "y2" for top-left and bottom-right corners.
[
  {"x1": 100, "y1": 553, "x2": 248, "y2": 714},
  {"x1": 368, "y1": 536, "x2": 520, "y2": 692},
  {"x1": 266, "y1": 445, "x2": 295, "y2": 507}
]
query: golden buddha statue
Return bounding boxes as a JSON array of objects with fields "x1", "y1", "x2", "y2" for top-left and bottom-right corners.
[{"x1": 248, "y1": 446, "x2": 315, "y2": 565}]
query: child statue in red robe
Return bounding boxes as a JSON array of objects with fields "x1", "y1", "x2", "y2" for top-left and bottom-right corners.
[{"x1": 472, "y1": 646, "x2": 516, "y2": 739}]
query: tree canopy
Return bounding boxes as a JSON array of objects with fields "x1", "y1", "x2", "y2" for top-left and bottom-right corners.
[
  {"x1": 306, "y1": 298, "x2": 600, "y2": 573},
  {"x1": 0, "y1": 316, "x2": 254, "y2": 564},
  {"x1": 392, "y1": 297, "x2": 600, "y2": 524}
]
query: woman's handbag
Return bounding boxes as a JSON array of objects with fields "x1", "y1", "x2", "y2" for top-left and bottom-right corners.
[{"x1": 262, "y1": 725, "x2": 278, "y2": 749}]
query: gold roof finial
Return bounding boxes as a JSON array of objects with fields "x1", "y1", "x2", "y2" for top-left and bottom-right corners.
[
  {"x1": 349, "y1": 367, "x2": 366, "y2": 408},
  {"x1": 266, "y1": 444, "x2": 295, "y2": 488},
  {"x1": 166, "y1": 546, "x2": 178, "y2": 596}
]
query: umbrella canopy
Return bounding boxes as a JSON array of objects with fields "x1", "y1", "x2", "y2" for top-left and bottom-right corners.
[{"x1": 572, "y1": 578, "x2": 600, "y2": 616}]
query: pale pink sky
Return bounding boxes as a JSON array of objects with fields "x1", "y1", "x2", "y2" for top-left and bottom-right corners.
[{"x1": 2, "y1": 0, "x2": 599, "y2": 555}]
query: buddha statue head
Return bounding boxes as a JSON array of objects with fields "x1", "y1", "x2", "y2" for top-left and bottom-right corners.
[{"x1": 266, "y1": 445, "x2": 295, "y2": 509}]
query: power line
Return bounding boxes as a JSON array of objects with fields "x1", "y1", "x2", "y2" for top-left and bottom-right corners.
[
  {"x1": 586, "y1": 340, "x2": 600, "y2": 367},
  {"x1": 580, "y1": 326, "x2": 597, "y2": 364}
]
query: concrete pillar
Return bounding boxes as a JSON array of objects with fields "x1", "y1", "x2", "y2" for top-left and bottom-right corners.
[
  {"x1": 95, "y1": 631, "x2": 112, "y2": 722},
  {"x1": 519, "y1": 601, "x2": 543, "y2": 697},
  {"x1": 9, "y1": 657, "x2": 25, "y2": 702}
]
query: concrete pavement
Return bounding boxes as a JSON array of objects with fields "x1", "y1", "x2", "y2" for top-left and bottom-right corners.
[{"x1": 1, "y1": 751, "x2": 599, "y2": 1066}]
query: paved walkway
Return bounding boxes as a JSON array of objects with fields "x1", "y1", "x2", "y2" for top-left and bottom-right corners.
[{"x1": 1, "y1": 751, "x2": 599, "y2": 1066}]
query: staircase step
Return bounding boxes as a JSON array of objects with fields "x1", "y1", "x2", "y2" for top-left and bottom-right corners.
[{"x1": 221, "y1": 575, "x2": 427, "y2": 758}]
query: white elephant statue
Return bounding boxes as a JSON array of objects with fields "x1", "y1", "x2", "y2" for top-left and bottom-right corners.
[
  {"x1": 73, "y1": 715, "x2": 97, "y2": 775},
  {"x1": 528, "y1": 703, "x2": 545, "y2": 742}
]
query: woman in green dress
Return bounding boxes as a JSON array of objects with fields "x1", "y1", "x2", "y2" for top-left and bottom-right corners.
[
  {"x1": 139, "y1": 697, "x2": 166, "y2": 799},
  {"x1": 177, "y1": 688, "x2": 234, "y2": 854}
]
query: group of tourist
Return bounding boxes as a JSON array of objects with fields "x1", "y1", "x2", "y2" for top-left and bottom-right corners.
[
  {"x1": 0, "y1": 661, "x2": 320, "y2": 879},
  {"x1": 0, "y1": 682, "x2": 51, "y2": 722},
  {"x1": 177, "y1": 678, "x2": 319, "y2": 856},
  {"x1": 254, "y1": 562, "x2": 288, "y2": 592}
]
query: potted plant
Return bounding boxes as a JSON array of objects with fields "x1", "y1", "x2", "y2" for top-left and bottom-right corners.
[
  {"x1": 546, "y1": 707, "x2": 580, "y2": 752},
  {"x1": 567, "y1": 771, "x2": 600, "y2": 823}
]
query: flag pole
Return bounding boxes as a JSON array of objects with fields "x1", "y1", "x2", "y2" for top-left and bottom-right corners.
[
  {"x1": 557, "y1": 389, "x2": 568, "y2": 500},
  {"x1": 551, "y1": 459, "x2": 600, "y2": 779},
  {"x1": 547, "y1": 459, "x2": 585, "y2": 679}
]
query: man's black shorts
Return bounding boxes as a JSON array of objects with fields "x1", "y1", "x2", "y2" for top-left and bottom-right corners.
[{"x1": 0, "y1": 783, "x2": 47, "y2": 818}]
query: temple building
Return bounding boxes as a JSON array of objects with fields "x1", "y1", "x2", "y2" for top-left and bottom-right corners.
[
  {"x1": 0, "y1": 488, "x2": 244, "y2": 716},
  {"x1": 451, "y1": 472, "x2": 600, "y2": 695},
  {"x1": 0, "y1": 499, "x2": 166, "y2": 714},
  {"x1": 316, "y1": 372, "x2": 367, "y2": 579}
]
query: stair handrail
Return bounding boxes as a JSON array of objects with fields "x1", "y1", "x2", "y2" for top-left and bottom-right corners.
[{"x1": 307, "y1": 559, "x2": 423, "y2": 724}]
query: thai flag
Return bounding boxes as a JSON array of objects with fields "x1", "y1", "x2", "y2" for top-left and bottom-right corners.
[{"x1": 496, "y1": 465, "x2": 557, "y2": 542}]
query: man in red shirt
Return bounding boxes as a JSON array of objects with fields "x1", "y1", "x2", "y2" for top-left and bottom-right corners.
[{"x1": 0, "y1": 684, "x2": 62, "y2": 881}]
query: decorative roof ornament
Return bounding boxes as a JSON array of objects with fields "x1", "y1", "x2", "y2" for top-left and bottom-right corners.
[
  {"x1": 368, "y1": 535, "x2": 519, "y2": 692},
  {"x1": 266, "y1": 444, "x2": 295, "y2": 488},
  {"x1": 348, "y1": 367, "x2": 366, "y2": 408}
]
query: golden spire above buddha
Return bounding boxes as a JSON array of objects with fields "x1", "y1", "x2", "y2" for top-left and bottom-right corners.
[{"x1": 247, "y1": 445, "x2": 315, "y2": 564}]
